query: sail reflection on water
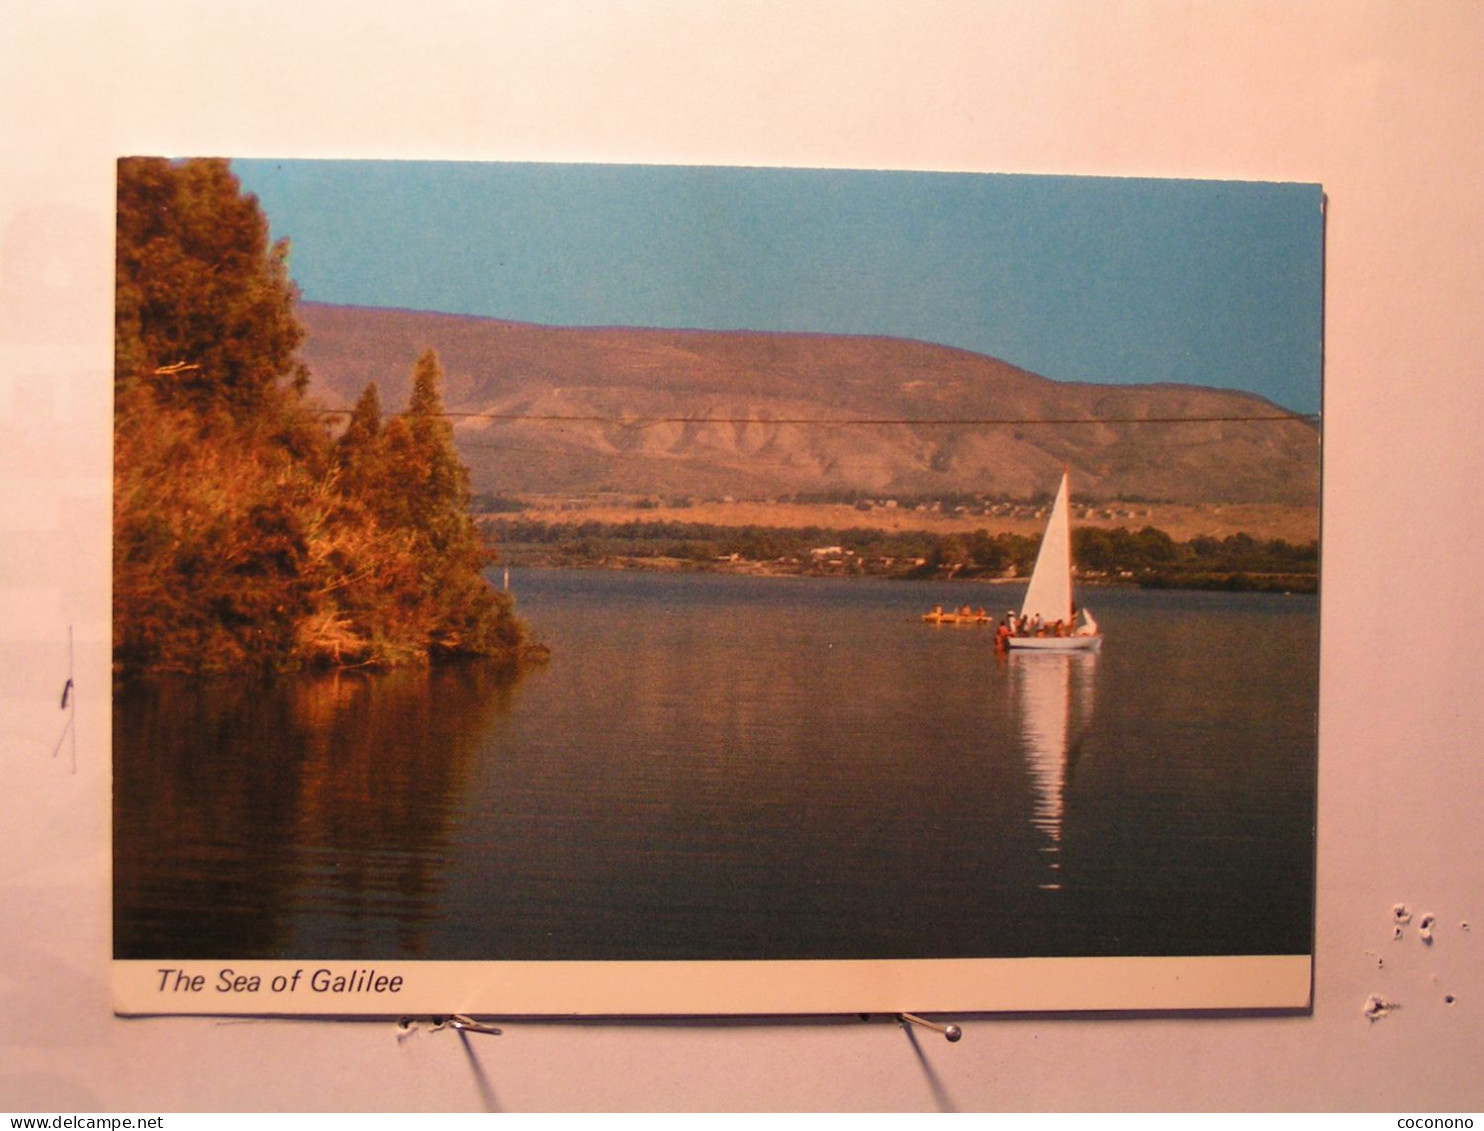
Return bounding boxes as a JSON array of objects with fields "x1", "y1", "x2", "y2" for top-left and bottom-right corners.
[{"x1": 1009, "y1": 650, "x2": 1099, "y2": 890}]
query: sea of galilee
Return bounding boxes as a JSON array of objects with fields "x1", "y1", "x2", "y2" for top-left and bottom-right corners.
[{"x1": 114, "y1": 568, "x2": 1317, "y2": 963}]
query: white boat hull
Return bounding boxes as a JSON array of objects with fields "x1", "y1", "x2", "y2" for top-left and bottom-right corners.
[{"x1": 1006, "y1": 634, "x2": 1103, "y2": 652}]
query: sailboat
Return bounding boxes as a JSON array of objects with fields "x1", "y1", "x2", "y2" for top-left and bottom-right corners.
[{"x1": 1006, "y1": 470, "x2": 1102, "y2": 651}]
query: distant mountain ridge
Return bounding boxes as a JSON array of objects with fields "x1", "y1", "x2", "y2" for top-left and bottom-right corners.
[{"x1": 297, "y1": 302, "x2": 1320, "y2": 506}]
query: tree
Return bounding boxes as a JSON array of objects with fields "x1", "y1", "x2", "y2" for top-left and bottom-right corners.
[
  {"x1": 403, "y1": 348, "x2": 477, "y2": 552},
  {"x1": 116, "y1": 157, "x2": 308, "y2": 413},
  {"x1": 335, "y1": 381, "x2": 385, "y2": 497},
  {"x1": 114, "y1": 160, "x2": 535, "y2": 673},
  {"x1": 114, "y1": 158, "x2": 320, "y2": 671},
  {"x1": 393, "y1": 349, "x2": 510, "y2": 656},
  {"x1": 327, "y1": 349, "x2": 519, "y2": 660}
]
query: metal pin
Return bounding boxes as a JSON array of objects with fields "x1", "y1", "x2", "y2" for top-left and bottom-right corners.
[
  {"x1": 445, "y1": 1014, "x2": 503, "y2": 1036},
  {"x1": 899, "y1": 1012, "x2": 962, "y2": 1042}
]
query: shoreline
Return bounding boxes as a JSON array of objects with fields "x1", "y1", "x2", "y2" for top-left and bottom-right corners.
[
  {"x1": 484, "y1": 501, "x2": 1320, "y2": 596},
  {"x1": 496, "y1": 498, "x2": 1321, "y2": 545},
  {"x1": 493, "y1": 554, "x2": 1319, "y2": 595}
]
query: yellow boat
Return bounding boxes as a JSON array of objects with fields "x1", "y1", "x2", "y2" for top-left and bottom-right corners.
[
  {"x1": 921, "y1": 605, "x2": 959, "y2": 624},
  {"x1": 922, "y1": 605, "x2": 992, "y2": 625}
]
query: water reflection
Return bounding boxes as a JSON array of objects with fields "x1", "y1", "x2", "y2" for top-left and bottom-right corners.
[
  {"x1": 1008, "y1": 651, "x2": 1098, "y2": 890},
  {"x1": 114, "y1": 572, "x2": 1317, "y2": 961},
  {"x1": 114, "y1": 663, "x2": 528, "y2": 958}
]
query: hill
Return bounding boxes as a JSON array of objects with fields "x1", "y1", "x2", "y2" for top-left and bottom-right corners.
[{"x1": 297, "y1": 302, "x2": 1320, "y2": 507}]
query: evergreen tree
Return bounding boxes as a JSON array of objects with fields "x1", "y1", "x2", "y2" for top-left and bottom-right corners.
[
  {"x1": 389, "y1": 348, "x2": 511, "y2": 656},
  {"x1": 335, "y1": 381, "x2": 384, "y2": 498},
  {"x1": 116, "y1": 157, "x2": 308, "y2": 413},
  {"x1": 342, "y1": 381, "x2": 383, "y2": 452},
  {"x1": 404, "y1": 349, "x2": 481, "y2": 554}
]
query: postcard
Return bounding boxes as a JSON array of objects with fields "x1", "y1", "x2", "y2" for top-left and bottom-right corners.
[{"x1": 112, "y1": 159, "x2": 1321, "y2": 1015}]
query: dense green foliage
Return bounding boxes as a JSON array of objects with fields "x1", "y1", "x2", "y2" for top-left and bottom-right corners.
[
  {"x1": 116, "y1": 158, "x2": 309, "y2": 413},
  {"x1": 486, "y1": 516, "x2": 1318, "y2": 592},
  {"x1": 114, "y1": 158, "x2": 535, "y2": 673}
]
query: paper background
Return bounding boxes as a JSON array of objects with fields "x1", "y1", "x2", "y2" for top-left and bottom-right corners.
[{"x1": 2, "y1": 0, "x2": 1481, "y2": 1111}]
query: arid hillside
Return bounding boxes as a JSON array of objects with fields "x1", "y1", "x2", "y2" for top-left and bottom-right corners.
[{"x1": 298, "y1": 302, "x2": 1321, "y2": 507}]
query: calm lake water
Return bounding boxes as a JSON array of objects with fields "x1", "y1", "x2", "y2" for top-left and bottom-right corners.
[{"x1": 114, "y1": 569, "x2": 1317, "y2": 961}]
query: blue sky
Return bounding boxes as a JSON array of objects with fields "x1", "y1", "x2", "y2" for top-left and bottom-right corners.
[{"x1": 234, "y1": 160, "x2": 1323, "y2": 414}]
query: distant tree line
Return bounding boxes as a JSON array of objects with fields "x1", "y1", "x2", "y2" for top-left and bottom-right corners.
[
  {"x1": 114, "y1": 158, "x2": 538, "y2": 674},
  {"x1": 478, "y1": 487, "x2": 1176, "y2": 513},
  {"x1": 486, "y1": 517, "x2": 1317, "y2": 591},
  {"x1": 1073, "y1": 527, "x2": 1318, "y2": 591}
]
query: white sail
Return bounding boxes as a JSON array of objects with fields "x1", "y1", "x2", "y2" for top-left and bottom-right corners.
[{"x1": 1020, "y1": 471, "x2": 1074, "y2": 626}]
